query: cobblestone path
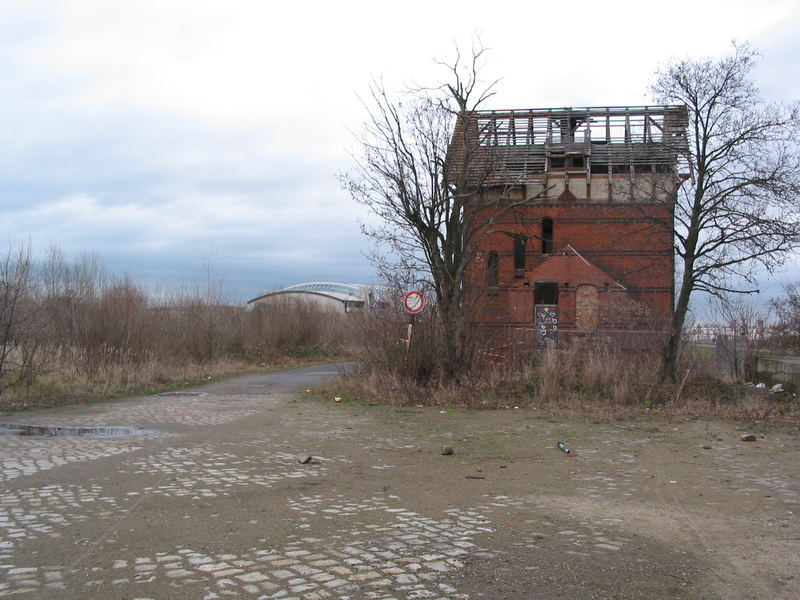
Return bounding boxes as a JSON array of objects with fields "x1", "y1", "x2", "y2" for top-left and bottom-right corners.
[{"x1": 1, "y1": 364, "x2": 799, "y2": 599}]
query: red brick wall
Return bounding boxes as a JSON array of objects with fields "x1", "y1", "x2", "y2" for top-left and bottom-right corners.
[{"x1": 466, "y1": 198, "x2": 673, "y2": 331}]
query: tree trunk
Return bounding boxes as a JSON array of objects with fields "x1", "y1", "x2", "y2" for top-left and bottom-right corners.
[
  {"x1": 437, "y1": 297, "x2": 467, "y2": 381},
  {"x1": 659, "y1": 269, "x2": 694, "y2": 383}
]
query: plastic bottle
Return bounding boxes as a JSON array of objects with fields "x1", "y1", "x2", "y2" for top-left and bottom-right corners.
[{"x1": 556, "y1": 441, "x2": 571, "y2": 454}]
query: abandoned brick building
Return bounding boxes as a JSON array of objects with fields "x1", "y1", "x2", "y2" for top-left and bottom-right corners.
[{"x1": 453, "y1": 105, "x2": 688, "y2": 346}]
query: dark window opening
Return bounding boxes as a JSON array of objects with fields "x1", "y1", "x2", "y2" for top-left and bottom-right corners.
[
  {"x1": 487, "y1": 251, "x2": 499, "y2": 294},
  {"x1": 513, "y1": 237, "x2": 526, "y2": 277},
  {"x1": 655, "y1": 164, "x2": 673, "y2": 173},
  {"x1": 590, "y1": 162, "x2": 609, "y2": 174},
  {"x1": 534, "y1": 282, "x2": 559, "y2": 305},
  {"x1": 567, "y1": 155, "x2": 584, "y2": 168},
  {"x1": 344, "y1": 300, "x2": 365, "y2": 313},
  {"x1": 611, "y1": 164, "x2": 630, "y2": 174},
  {"x1": 633, "y1": 164, "x2": 654, "y2": 174},
  {"x1": 542, "y1": 218, "x2": 554, "y2": 254},
  {"x1": 550, "y1": 155, "x2": 584, "y2": 170}
]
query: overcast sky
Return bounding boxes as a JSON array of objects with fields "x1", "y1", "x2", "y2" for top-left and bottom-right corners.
[{"x1": 1, "y1": 0, "x2": 799, "y2": 302}]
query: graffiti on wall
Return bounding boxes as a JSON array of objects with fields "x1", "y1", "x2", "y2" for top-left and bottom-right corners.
[{"x1": 535, "y1": 304, "x2": 558, "y2": 345}]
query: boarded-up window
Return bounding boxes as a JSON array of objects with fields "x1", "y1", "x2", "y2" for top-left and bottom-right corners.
[{"x1": 575, "y1": 284, "x2": 599, "y2": 330}]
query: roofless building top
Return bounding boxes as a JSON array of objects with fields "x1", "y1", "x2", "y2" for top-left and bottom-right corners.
[{"x1": 450, "y1": 105, "x2": 688, "y2": 187}]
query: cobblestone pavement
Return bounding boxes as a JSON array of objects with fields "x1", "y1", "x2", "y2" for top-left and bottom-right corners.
[{"x1": 1, "y1": 364, "x2": 799, "y2": 599}]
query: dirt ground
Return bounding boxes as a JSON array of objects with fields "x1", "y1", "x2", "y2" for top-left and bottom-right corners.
[
  {"x1": 296, "y1": 401, "x2": 800, "y2": 599},
  {"x1": 1, "y1": 364, "x2": 798, "y2": 599}
]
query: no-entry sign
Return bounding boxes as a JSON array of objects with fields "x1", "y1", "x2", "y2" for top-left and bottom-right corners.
[{"x1": 403, "y1": 290, "x2": 425, "y2": 314}]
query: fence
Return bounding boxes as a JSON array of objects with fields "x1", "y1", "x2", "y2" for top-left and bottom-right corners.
[{"x1": 477, "y1": 326, "x2": 665, "y2": 364}]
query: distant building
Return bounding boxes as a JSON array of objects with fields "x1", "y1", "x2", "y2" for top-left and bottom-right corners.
[
  {"x1": 246, "y1": 282, "x2": 385, "y2": 313},
  {"x1": 451, "y1": 105, "x2": 688, "y2": 347}
]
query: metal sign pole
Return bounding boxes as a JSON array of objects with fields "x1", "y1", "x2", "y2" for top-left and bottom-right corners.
[
  {"x1": 402, "y1": 290, "x2": 424, "y2": 370},
  {"x1": 404, "y1": 314, "x2": 415, "y2": 367}
]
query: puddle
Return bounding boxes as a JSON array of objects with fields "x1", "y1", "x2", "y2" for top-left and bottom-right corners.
[
  {"x1": 0, "y1": 422, "x2": 157, "y2": 438},
  {"x1": 156, "y1": 391, "x2": 206, "y2": 397}
]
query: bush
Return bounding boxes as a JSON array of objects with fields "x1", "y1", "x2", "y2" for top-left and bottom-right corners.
[
  {"x1": 0, "y1": 243, "x2": 355, "y2": 407},
  {"x1": 328, "y1": 317, "x2": 797, "y2": 421}
]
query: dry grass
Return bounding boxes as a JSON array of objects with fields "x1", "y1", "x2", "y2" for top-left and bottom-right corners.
[
  {"x1": 326, "y1": 342, "x2": 800, "y2": 425},
  {"x1": 0, "y1": 246, "x2": 354, "y2": 411},
  {"x1": 0, "y1": 350, "x2": 341, "y2": 412}
]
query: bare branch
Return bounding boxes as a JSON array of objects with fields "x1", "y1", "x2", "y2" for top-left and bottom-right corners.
[
  {"x1": 648, "y1": 42, "x2": 800, "y2": 381},
  {"x1": 340, "y1": 42, "x2": 505, "y2": 380}
]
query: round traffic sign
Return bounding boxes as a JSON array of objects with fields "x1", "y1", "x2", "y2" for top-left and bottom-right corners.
[{"x1": 403, "y1": 290, "x2": 425, "y2": 314}]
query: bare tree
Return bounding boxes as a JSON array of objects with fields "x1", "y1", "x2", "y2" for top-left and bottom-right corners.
[
  {"x1": 710, "y1": 294, "x2": 767, "y2": 382},
  {"x1": 342, "y1": 44, "x2": 537, "y2": 381},
  {"x1": 770, "y1": 283, "x2": 800, "y2": 354},
  {"x1": 0, "y1": 242, "x2": 37, "y2": 392},
  {"x1": 650, "y1": 43, "x2": 800, "y2": 382}
]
